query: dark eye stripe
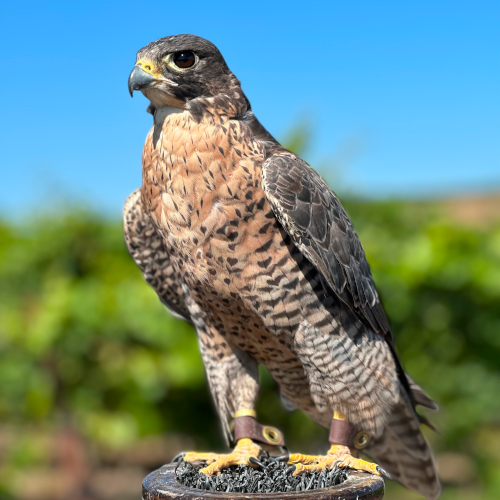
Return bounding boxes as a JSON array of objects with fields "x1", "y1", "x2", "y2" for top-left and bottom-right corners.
[{"x1": 173, "y1": 51, "x2": 196, "y2": 69}]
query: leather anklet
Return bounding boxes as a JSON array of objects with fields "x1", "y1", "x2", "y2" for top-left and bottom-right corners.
[
  {"x1": 329, "y1": 415, "x2": 371, "y2": 450},
  {"x1": 233, "y1": 415, "x2": 285, "y2": 447}
]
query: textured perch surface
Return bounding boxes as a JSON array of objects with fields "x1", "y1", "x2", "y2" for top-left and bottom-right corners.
[
  {"x1": 143, "y1": 462, "x2": 384, "y2": 500},
  {"x1": 176, "y1": 456, "x2": 348, "y2": 493}
]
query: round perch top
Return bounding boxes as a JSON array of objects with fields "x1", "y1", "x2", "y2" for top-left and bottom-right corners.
[{"x1": 143, "y1": 463, "x2": 385, "y2": 500}]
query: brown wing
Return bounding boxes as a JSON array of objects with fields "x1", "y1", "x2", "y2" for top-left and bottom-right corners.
[
  {"x1": 123, "y1": 189, "x2": 191, "y2": 323},
  {"x1": 262, "y1": 152, "x2": 392, "y2": 341}
]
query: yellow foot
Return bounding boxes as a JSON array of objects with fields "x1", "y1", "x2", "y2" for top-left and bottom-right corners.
[
  {"x1": 183, "y1": 438, "x2": 262, "y2": 476},
  {"x1": 288, "y1": 445, "x2": 391, "y2": 478}
]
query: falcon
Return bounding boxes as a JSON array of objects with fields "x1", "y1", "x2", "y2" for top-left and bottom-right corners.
[{"x1": 125, "y1": 34, "x2": 441, "y2": 499}]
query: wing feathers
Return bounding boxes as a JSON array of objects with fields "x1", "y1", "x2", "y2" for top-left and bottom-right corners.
[
  {"x1": 123, "y1": 190, "x2": 192, "y2": 323},
  {"x1": 262, "y1": 152, "x2": 391, "y2": 339}
]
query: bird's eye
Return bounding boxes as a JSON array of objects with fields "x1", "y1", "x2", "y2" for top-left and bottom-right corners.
[
  {"x1": 174, "y1": 51, "x2": 195, "y2": 68},
  {"x1": 166, "y1": 51, "x2": 197, "y2": 71}
]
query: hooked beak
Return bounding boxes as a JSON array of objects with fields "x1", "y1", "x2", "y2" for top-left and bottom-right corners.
[{"x1": 128, "y1": 65, "x2": 157, "y2": 97}]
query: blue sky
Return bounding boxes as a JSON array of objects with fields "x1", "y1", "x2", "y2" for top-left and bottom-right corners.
[{"x1": 1, "y1": 0, "x2": 499, "y2": 217}]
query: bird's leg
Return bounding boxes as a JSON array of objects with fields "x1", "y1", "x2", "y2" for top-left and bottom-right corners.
[
  {"x1": 184, "y1": 437, "x2": 262, "y2": 476},
  {"x1": 288, "y1": 411, "x2": 390, "y2": 478},
  {"x1": 288, "y1": 444, "x2": 386, "y2": 476},
  {"x1": 184, "y1": 408, "x2": 285, "y2": 476}
]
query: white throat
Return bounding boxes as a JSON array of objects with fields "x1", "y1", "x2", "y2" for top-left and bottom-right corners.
[{"x1": 154, "y1": 106, "x2": 184, "y2": 127}]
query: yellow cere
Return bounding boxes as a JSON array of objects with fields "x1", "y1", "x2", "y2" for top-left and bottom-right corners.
[{"x1": 135, "y1": 58, "x2": 162, "y2": 79}]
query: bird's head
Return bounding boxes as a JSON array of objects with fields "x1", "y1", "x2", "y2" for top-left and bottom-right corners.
[{"x1": 128, "y1": 34, "x2": 247, "y2": 114}]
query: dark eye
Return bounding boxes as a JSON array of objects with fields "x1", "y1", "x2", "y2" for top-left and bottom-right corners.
[{"x1": 173, "y1": 51, "x2": 196, "y2": 69}]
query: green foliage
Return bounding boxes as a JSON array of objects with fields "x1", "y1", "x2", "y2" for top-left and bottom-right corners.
[
  {"x1": 0, "y1": 199, "x2": 499, "y2": 499},
  {"x1": 0, "y1": 212, "x2": 207, "y2": 449},
  {"x1": 346, "y1": 200, "x2": 500, "y2": 440}
]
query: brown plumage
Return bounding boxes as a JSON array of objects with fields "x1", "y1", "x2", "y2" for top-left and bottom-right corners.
[{"x1": 124, "y1": 34, "x2": 441, "y2": 499}]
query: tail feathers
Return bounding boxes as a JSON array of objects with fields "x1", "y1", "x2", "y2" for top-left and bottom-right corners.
[
  {"x1": 366, "y1": 396, "x2": 441, "y2": 500},
  {"x1": 406, "y1": 375, "x2": 439, "y2": 412},
  {"x1": 405, "y1": 375, "x2": 439, "y2": 431}
]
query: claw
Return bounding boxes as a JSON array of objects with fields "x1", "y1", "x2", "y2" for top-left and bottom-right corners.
[
  {"x1": 249, "y1": 456, "x2": 266, "y2": 468},
  {"x1": 171, "y1": 452, "x2": 186, "y2": 463},
  {"x1": 377, "y1": 465, "x2": 392, "y2": 479}
]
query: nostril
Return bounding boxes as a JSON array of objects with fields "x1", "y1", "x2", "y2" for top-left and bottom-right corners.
[{"x1": 144, "y1": 65, "x2": 151, "y2": 71}]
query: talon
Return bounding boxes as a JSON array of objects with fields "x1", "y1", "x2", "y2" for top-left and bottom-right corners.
[
  {"x1": 174, "y1": 460, "x2": 182, "y2": 474},
  {"x1": 249, "y1": 456, "x2": 266, "y2": 468},
  {"x1": 171, "y1": 452, "x2": 186, "y2": 463},
  {"x1": 377, "y1": 465, "x2": 392, "y2": 479}
]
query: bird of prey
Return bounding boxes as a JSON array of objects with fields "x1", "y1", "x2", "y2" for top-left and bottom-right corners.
[{"x1": 125, "y1": 34, "x2": 441, "y2": 499}]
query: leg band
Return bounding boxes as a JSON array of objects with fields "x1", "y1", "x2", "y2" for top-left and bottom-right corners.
[
  {"x1": 233, "y1": 416, "x2": 285, "y2": 447},
  {"x1": 329, "y1": 417, "x2": 371, "y2": 450}
]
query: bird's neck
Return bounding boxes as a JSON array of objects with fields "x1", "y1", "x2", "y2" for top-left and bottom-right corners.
[
  {"x1": 153, "y1": 106, "x2": 184, "y2": 128},
  {"x1": 188, "y1": 91, "x2": 249, "y2": 121}
]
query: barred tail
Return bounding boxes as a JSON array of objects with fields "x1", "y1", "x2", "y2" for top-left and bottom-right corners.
[{"x1": 366, "y1": 391, "x2": 441, "y2": 499}]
